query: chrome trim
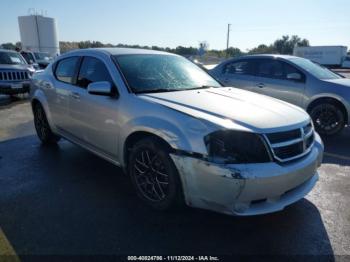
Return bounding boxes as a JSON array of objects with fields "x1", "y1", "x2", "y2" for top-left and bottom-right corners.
[
  {"x1": 305, "y1": 129, "x2": 313, "y2": 138},
  {"x1": 263, "y1": 122, "x2": 315, "y2": 163},
  {"x1": 271, "y1": 137, "x2": 304, "y2": 148},
  {"x1": 0, "y1": 70, "x2": 29, "y2": 82}
]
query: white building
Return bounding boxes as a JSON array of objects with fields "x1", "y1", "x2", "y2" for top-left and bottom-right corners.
[{"x1": 18, "y1": 15, "x2": 60, "y2": 57}]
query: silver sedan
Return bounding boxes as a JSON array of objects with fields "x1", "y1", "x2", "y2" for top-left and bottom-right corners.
[
  {"x1": 210, "y1": 54, "x2": 350, "y2": 136},
  {"x1": 30, "y1": 48, "x2": 323, "y2": 216}
]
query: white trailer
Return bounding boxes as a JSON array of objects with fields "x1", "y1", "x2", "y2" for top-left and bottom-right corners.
[
  {"x1": 18, "y1": 15, "x2": 60, "y2": 57},
  {"x1": 293, "y1": 46, "x2": 348, "y2": 67}
]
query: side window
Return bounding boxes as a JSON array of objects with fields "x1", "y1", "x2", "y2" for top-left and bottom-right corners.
[
  {"x1": 224, "y1": 60, "x2": 254, "y2": 76},
  {"x1": 257, "y1": 59, "x2": 284, "y2": 79},
  {"x1": 55, "y1": 57, "x2": 80, "y2": 84},
  {"x1": 283, "y1": 62, "x2": 302, "y2": 75},
  {"x1": 77, "y1": 57, "x2": 112, "y2": 88}
]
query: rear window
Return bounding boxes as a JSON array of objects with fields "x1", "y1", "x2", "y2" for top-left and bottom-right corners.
[
  {"x1": 224, "y1": 60, "x2": 254, "y2": 75},
  {"x1": 55, "y1": 57, "x2": 80, "y2": 84}
]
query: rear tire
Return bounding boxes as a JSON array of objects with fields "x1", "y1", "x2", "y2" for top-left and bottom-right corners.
[
  {"x1": 309, "y1": 103, "x2": 345, "y2": 136},
  {"x1": 128, "y1": 137, "x2": 183, "y2": 210},
  {"x1": 33, "y1": 103, "x2": 60, "y2": 144}
]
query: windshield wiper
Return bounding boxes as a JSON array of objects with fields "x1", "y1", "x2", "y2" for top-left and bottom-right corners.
[
  {"x1": 185, "y1": 85, "x2": 213, "y2": 90},
  {"x1": 134, "y1": 86, "x2": 214, "y2": 94},
  {"x1": 134, "y1": 88, "x2": 182, "y2": 94}
]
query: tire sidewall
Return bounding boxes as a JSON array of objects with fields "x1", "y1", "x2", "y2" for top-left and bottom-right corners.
[
  {"x1": 128, "y1": 138, "x2": 182, "y2": 210},
  {"x1": 310, "y1": 103, "x2": 345, "y2": 136},
  {"x1": 33, "y1": 103, "x2": 59, "y2": 144}
]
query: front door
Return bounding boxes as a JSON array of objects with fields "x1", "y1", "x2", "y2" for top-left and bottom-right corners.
[
  {"x1": 50, "y1": 56, "x2": 80, "y2": 131},
  {"x1": 68, "y1": 56, "x2": 120, "y2": 158},
  {"x1": 253, "y1": 59, "x2": 306, "y2": 107}
]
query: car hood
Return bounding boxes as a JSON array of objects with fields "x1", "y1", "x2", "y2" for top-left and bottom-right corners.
[
  {"x1": 138, "y1": 87, "x2": 309, "y2": 132},
  {"x1": 323, "y1": 78, "x2": 350, "y2": 87},
  {"x1": 0, "y1": 64, "x2": 30, "y2": 71}
]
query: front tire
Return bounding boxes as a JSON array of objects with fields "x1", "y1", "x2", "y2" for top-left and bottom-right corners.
[
  {"x1": 33, "y1": 103, "x2": 60, "y2": 144},
  {"x1": 309, "y1": 103, "x2": 345, "y2": 136},
  {"x1": 128, "y1": 137, "x2": 183, "y2": 210}
]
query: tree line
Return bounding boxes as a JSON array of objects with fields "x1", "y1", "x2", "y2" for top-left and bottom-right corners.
[{"x1": 1, "y1": 35, "x2": 316, "y2": 57}]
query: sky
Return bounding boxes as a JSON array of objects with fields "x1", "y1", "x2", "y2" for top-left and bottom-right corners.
[{"x1": 1, "y1": 0, "x2": 350, "y2": 51}]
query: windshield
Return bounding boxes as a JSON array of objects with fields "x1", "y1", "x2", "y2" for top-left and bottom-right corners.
[
  {"x1": 114, "y1": 54, "x2": 221, "y2": 93},
  {"x1": 290, "y1": 57, "x2": 341, "y2": 80},
  {"x1": 0, "y1": 51, "x2": 26, "y2": 65},
  {"x1": 34, "y1": 52, "x2": 51, "y2": 60}
]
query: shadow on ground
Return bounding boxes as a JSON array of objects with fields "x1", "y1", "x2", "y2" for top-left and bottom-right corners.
[
  {"x1": 0, "y1": 135, "x2": 334, "y2": 258},
  {"x1": 0, "y1": 95, "x2": 29, "y2": 108},
  {"x1": 322, "y1": 127, "x2": 350, "y2": 166}
]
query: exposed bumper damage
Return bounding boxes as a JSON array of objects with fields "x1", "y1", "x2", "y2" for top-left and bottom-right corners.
[{"x1": 170, "y1": 134, "x2": 324, "y2": 216}]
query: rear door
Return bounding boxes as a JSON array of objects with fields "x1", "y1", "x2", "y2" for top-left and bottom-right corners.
[
  {"x1": 253, "y1": 59, "x2": 306, "y2": 107},
  {"x1": 218, "y1": 59, "x2": 257, "y2": 91},
  {"x1": 68, "y1": 56, "x2": 120, "y2": 158}
]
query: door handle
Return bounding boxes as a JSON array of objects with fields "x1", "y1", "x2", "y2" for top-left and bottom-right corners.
[
  {"x1": 71, "y1": 92, "x2": 80, "y2": 99},
  {"x1": 43, "y1": 82, "x2": 53, "y2": 89},
  {"x1": 256, "y1": 83, "x2": 265, "y2": 88}
]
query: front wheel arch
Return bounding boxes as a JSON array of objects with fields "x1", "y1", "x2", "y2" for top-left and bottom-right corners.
[
  {"x1": 123, "y1": 131, "x2": 175, "y2": 172},
  {"x1": 307, "y1": 97, "x2": 348, "y2": 124},
  {"x1": 126, "y1": 134, "x2": 185, "y2": 210}
]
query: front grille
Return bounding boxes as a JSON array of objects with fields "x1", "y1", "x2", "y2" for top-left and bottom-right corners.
[
  {"x1": 0, "y1": 71, "x2": 29, "y2": 81},
  {"x1": 274, "y1": 141, "x2": 304, "y2": 159},
  {"x1": 264, "y1": 122, "x2": 315, "y2": 162},
  {"x1": 266, "y1": 129, "x2": 301, "y2": 144}
]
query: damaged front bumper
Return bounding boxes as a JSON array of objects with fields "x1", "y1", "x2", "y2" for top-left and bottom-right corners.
[{"x1": 170, "y1": 133, "x2": 324, "y2": 216}]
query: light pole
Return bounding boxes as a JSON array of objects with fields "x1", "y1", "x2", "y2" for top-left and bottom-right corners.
[{"x1": 226, "y1": 23, "x2": 231, "y2": 58}]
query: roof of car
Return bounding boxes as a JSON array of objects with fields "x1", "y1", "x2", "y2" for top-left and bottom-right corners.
[
  {"x1": 233, "y1": 54, "x2": 298, "y2": 60},
  {"x1": 66, "y1": 47, "x2": 175, "y2": 56}
]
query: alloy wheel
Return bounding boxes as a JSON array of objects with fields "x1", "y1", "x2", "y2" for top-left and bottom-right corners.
[
  {"x1": 133, "y1": 149, "x2": 169, "y2": 202},
  {"x1": 34, "y1": 105, "x2": 49, "y2": 140},
  {"x1": 311, "y1": 104, "x2": 344, "y2": 135}
]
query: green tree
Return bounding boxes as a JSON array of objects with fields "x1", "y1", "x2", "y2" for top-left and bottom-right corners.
[
  {"x1": 273, "y1": 35, "x2": 309, "y2": 54},
  {"x1": 174, "y1": 46, "x2": 198, "y2": 56},
  {"x1": 248, "y1": 44, "x2": 275, "y2": 54},
  {"x1": 1, "y1": 42, "x2": 17, "y2": 50},
  {"x1": 226, "y1": 47, "x2": 243, "y2": 57}
]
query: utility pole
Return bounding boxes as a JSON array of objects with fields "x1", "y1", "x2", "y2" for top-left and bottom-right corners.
[{"x1": 226, "y1": 23, "x2": 231, "y2": 58}]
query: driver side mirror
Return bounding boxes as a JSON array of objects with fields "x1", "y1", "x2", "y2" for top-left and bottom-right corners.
[
  {"x1": 287, "y1": 72, "x2": 303, "y2": 82},
  {"x1": 87, "y1": 81, "x2": 115, "y2": 96}
]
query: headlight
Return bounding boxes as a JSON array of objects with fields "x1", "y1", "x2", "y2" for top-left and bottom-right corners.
[{"x1": 204, "y1": 130, "x2": 271, "y2": 164}]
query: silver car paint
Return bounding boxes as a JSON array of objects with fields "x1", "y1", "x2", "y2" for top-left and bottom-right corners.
[
  {"x1": 210, "y1": 54, "x2": 350, "y2": 123},
  {"x1": 31, "y1": 48, "x2": 323, "y2": 216}
]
